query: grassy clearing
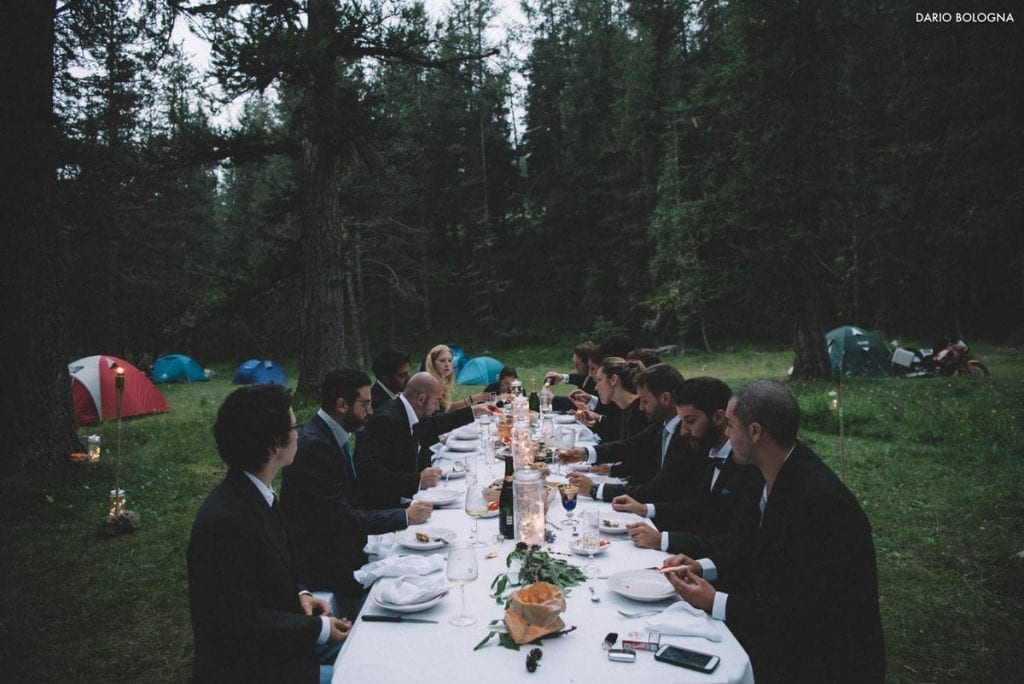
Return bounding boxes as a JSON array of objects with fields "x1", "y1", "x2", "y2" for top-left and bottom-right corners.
[{"x1": 1, "y1": 346, "x2": 1022, "y2": 681}]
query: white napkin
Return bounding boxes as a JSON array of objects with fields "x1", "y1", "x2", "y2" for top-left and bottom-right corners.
[
  {"x1": 364, "y1": 533, "x2": 398, "y2": 559},
  {"x1": 377, "y1": 575, "x2": 448, "y2": 605},
  {"x1": 575, "y1": 426, "x2": 598, "y2": 443},
  {"x1": 354, "y1": 554, "x2": 447, "y2": 588},
  {"x1": 643, "y1": 602, "x2": 723, "y2": 642}
]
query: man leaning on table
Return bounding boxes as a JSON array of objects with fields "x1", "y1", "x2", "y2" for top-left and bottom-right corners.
[
  {"x1": 281, "y1": 368, "x2": 433, "y2": 620},
  {"x1": 662, "y1": 380, "x2": 885, "y2": 683},
  {"x1": 187, "y1": 385, "x2": 350, "y2": 683}
]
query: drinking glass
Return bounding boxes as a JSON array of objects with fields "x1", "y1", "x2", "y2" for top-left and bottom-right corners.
[
  {"x1": 446, "y1": 542, "x2": 479, "y2": 626},
  {"x1": 558, "y1": 483, "x2": 579, "y2": 529},
  {"x1": 554, "y1": 426, "x2": 576, "y2": 474},
  {"x1": 497, "y1": 414, "x2": 513, "y2": 445},
  {"x1": 579, "y1": 505, "x2": 602, "y2": 576},
  {"x1": 464, "y1": 486, "x2": 488, "y2": 548}
]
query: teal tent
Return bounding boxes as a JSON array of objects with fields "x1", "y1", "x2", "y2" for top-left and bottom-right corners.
[
  {"x1": 151, "y1": 354, "x2": 208, "y2": 383},
  {"x1": 825, "y1": 326, "x2": 892, "y2": 377},
  {"x1": 457, "y1": 356, "x2": 503, "y2": 385}
]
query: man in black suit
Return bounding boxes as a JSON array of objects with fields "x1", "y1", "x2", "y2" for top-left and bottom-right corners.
[
  {"x1": 565, "y1": 364, "x2": 703, "y2": 495},
  {"x1": 611, "y1": 377, "x2": 762, "y2": 558},
  {"x1": 664, "y1": 380, "x2": 885, "y2": 683},
  {"x1": 187, "y1": 385, "x2": 350, "y2": 683},
  {"x1": 545, "y1": 341, "x2": 597, "y2": 412},
  {"x1": 354, "y1": 372, "x2": 499, "y2": 509},
  {"x1": 281, "y1": 369, "x2": 433, "y2": 620},
  {"x1": 370, "y1": 349, "x2": 411, "y2": 410}
]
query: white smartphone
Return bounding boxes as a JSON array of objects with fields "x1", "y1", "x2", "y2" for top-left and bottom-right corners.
[{"x1": 654, "y1": 644, "x2": 720, "y2": 673}]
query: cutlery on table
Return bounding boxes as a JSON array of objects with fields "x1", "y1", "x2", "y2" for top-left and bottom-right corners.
[
  {"x1": 616, "y1": 609, "x2": 663, "y2": 619},
  {"x1": 589, "y1": 586, "x2": 601, "y2": 602},
  {"x1": 362, "y1": 615, "x2": 438, "y2": 624}
]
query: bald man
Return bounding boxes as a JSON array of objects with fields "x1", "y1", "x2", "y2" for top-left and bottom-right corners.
[{"x1": 354, "y1": 372, "x2": 499, "y2": 509}]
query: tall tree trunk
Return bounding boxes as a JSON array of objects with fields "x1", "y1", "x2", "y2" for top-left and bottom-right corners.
[
  {"x1": 791, "y1": 262, "x2": 831, "y2": 378},
  {"x1": 354, "y1": 223, "x2": 370, "y2": 362},
  {"x1": 345, "y1": 254, "x2": 365, "y2": 370},
  {"x1": 0, "y1": 0, "x2": 80, "y2": 475}
]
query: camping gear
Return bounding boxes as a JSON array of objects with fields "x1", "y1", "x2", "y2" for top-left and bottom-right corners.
[
  {"x1": 891, "y1": 338, "x2": 989, "y2": 378},
  {"x1": 232, "y1": 359, "x2": 288, "y2": 386},
  {"x1": 151, "y1": 354, "x2": 208, "y2": 383},
  {"x1": 456, "y1": 355, "x2": 503, "y2": 385},
  {"x1": 68, "y1": 355, "x2": 170, "y2": 424},
  {"x1": 825, "y1": 326, "x2": 892, "y2": 377}
]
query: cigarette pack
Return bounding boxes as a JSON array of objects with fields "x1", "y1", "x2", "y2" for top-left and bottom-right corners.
[{"x1": 622, "y1": 631, "x2": 661, "y2": 652}]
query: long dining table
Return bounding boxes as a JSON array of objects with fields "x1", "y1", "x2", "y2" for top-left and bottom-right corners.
[{"x1": 332, "y1": 421, "x2": 754, "y2": 684}]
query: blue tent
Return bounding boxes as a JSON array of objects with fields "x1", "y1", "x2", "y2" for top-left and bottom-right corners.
[
  {"x1": 456, "y1": 356, "x2": 503, "y2": 385},
  {"x1": 232, "y1": 359, "x2": 288, "y2": 386},
  {"x1": 151, "y1": 354, "x2": 208, "y2": 384},
  {"x1": 449, "y1": 345, "x2": 467, "y2": 375}
]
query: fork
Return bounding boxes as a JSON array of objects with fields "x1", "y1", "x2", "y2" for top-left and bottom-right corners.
[{"x1": 617, "y1": 609, "x2": 662, "y2": 619}]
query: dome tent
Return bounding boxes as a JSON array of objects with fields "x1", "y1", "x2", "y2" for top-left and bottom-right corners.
[
  {"x1": 825, "y1": 326, "x2": 892, "y2": 377},
  {"x1": 232, "y1": 359, "x2": 288, "y2": 386},
  {"x1": 69, "y1": 355, "x2": 170, "y2": 424},
  {"x1": 151, "y1": 354, "x2": 208, "y2": 384}
]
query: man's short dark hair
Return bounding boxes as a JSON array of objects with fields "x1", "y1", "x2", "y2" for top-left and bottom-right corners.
[
  {"x1": 672, "y1": 377, "x2": 732, "y2": 417},
  {"x1": 320, "y1": 368, "x2": 372, "y2": 412},
  {"x1": 636, "y1": 363, "x2": 684, "y2": 397},
  {"x1": 627, "y1": 348, "x2": 662, "y2": 366},
  {"x1": 732, "y1": 380, "x2": 800, "y2": 447},
  {"x1": 595, "y1": 334, "x2": 635, "y2": 362},
  {"x1": 371, "y1": 349, "x2": 410, "y2": 379},
  {"x1": 498, "y1": 366, "x2": 518, "y2": 381},
  {"x1": 213, "y1": 384, "x2": 293, "y2": 472},
  {"x1": 573, "y1": 341, "x2": 597, "y2": 363}
]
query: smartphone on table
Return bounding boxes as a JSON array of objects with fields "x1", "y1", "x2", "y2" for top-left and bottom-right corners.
[{"x1": 654, "y1": 644, "x2": 720, "y2": 673}]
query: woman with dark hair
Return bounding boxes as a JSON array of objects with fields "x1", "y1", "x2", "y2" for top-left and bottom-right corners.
[{"x1": 580, "y1": 357, "x2": 650, "y2": 442}]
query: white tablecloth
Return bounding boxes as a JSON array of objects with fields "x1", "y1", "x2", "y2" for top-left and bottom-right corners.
[{"x1": 333, "y1": 446, "x2": 754, "y2": 683}]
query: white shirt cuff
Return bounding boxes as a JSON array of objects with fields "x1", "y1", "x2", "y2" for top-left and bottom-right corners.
[
  {"x1": 585, "y1": 445, "x2": 597, "y2": 463},
  {"x1": 587, "y1": 395, "x2": 598, "y2": 410},
  {"x1": 317, "y1": 616, "x2": 331, "y2": 644},
  {"x1": 698, "y1": 558, "x2": 718, "y2": 582},
  {"x1": 563, "y1": 373, "x2": 570, "y2": 384},
  {"x1": 645, "y1": 504, "x2": 656, "y2": 518},
  {"x1": 660, "y1": 531, "x2": 669, "y2": 552},
  {"x1": 711, "y1": 591, "x2": 728, "y2": 621},
  {"x1": 595, "y1": 483, "x2": 605, "y2": 500}
]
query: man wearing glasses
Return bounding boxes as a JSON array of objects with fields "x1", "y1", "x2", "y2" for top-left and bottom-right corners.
[{"x1": 281, "y1": 369, "x2": 433, "y2": 620}]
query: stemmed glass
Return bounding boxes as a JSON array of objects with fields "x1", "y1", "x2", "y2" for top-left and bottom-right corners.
[
  {"x1": 579, "y1": 504, "x2": 602, "y2": 577},
  {"x1": 558, "y1": 483, "x2": 579, "y2": 532},
  {"x1": 553, "y1": 426, "x2": 576, "y2": 475},
  {"x1": 464, "y1": 485, "x2": 489, "y2": 548},
  {"x1": 446, "y1": 542, "x2": 479, "y2": 626}
]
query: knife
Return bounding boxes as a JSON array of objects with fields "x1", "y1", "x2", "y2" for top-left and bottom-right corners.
[{"x1": 362, "y1": 615, "x2": 438, "y2": 624}]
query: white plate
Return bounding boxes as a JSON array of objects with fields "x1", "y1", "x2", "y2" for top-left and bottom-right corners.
[
  {"x1": 454, "y1": 425, "x2": 480, "y2": 438},
  {"x1": 444, "y1": 441, "x2": 478, "y2": 452},
  {"x1": 569, "y1": 538, "x2": 610, "y2": 555},
  {"x1": 480, "y1": 508, "x2": 499, "y2": 518},
  {"x1": 440, "y1": 467, "x2": 466, "y2": 479},
  {"x1": 395, "y1": 527, "x2": 457, "y2": 550},
  {"x1": 607, "y1": 570, "x2": 677, "y2": 602},
  {"x1": 553, "y1": 414, "x2": 578, "y2": 424},
  {"x1": 370, "y1": 580, "x2": 449, "y2": 613},
  {"x1": 413, "y1": 488, "x2": 462, "y2": 506},
  {"x1": 599, "y1": 515, "x2": 632, "y2": 534}
]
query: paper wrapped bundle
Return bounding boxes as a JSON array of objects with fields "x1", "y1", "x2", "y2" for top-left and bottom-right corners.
[{"x1": 505, "y1": 582, "x2": 566, "y2": 645}]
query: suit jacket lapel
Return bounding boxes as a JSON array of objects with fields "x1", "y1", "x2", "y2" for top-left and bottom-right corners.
[{"x1": 230, "y1": 470, "x2": 295, "y2": 576}]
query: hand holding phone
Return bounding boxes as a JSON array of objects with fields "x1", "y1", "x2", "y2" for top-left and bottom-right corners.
[{"x1": 654, "y1": 644, "x2": 720, "y2": 673}]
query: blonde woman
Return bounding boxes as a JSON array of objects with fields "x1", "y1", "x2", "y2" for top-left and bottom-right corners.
[{"x1": 424, "y1": 344, "x2": 489, "y2": 413}]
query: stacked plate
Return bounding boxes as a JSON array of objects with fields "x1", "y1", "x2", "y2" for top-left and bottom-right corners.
[
  {"x1": 369, "y1": 577, "x2": 449, "y2": 613},
  {"x1": 412, "y1": 489, "x2": 462, "y2": 507},
  {"x1": 607, "y1": 570, "x2": 677, "y2": 602},
  {"x1": 395, "y1": 527, "x2": 457, "y2": 550}
]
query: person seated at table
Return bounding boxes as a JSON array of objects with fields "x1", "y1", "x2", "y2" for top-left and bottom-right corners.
[
  {"x1": 609, "y1": 377, "x2": 762, "y2": 559},
  {"x1": 370, "y1": 349, "x2": 411, "y2": 410},
  {"x1": 187, "y1": 384, "x2": 351, "y2": 682},
  {"x1": 544, "y1": 341, "x2": 597, "y2": 412},
  {"x1": 564, "y1": 363, "x2": 701, "y2": 490},
  {"x1": 575, "y1": 357, "x2": 649, "y2": 447},
  {"x1": 355, "y1": 372, "x2": 499, "y2": 509},
  {"x1": 484, "y1": 365, "x2": 518, "y2": 402},
  {"x1": 424, "y1": 343, "x2": 490, "y2": 413},
  {"x1": 663, "y1": 380, "x2": 885, "y2": 683},
  {"x1": 568, "y1": 334, "x2": 634, "y2": 441},
  {"x1": 281, "y1": 369, "x2": 433, "y2": 620}
]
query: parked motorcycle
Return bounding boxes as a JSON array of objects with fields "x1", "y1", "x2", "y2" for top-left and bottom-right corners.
[{"x1": 890, "y1": 337, "x2": 989, "y2": 378}]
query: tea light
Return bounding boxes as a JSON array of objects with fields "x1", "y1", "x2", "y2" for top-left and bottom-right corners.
[
  {"x1": 87, "y1": 434, "x2": 101, "y2": 462},
  {"x1": 108, "y1": 488, "x2": 127, "y2": 517}
]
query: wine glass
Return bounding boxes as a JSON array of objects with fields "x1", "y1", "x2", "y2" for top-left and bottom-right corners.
[
  {"x1": 464, "y1": 485, "x2": 488, "y2": 548},
  {"x1": 558, "y1": 483, "x2": 579, "y2": 530},
  {"x1": 553, "y1": 426, "x2": 576, "y2": 475},
  {"x1": 579, "y1": 504, "x2": 602, "y2": 577},
  {"x1": 446, "y1": 542, "x2": 479, "y2": 626}
]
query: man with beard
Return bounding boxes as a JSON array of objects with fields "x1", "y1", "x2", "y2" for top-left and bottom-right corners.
[
  {"x1": 565, "y1": 364, "x2": 704, "y2": 500},
  {"x1": 609, "y1": 377, "x2": 762, "y2": 558},
  {"x1": 281, "y1": 369, "x2": 433, "y2": 619},
  {"x1": 662, "y1": 380, "x2": 885, "y2": 682},
  {"x1": 370, "y1": 349, "x2": 411, "y2": 410}
]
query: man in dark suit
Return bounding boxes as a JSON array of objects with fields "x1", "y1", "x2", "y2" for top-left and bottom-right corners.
[
  {"x1": 664, "y1": 380, "x2": 885, "y2": 683},
  {"x1": 370, "y1": 349, "x2": 411, "y2": 410},
  {"x1": 545, "y1": 341, "x2": 597, "y2": 412},
  {"x1": 611, "y1": 377, "x2": 762, "y2": 558},
  {"x1": 187, "y1": 384, "x2": 350, "y2": 683},
  {"x1": 281, "y1": 369, "x2": 433, "y2": 619},
  {"x1": 354, "y1": 372, "x2": 499, "y2": 509}
]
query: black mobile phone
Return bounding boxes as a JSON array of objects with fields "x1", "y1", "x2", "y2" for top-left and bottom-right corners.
[{"x1": 654, "y1": 644, "x2": 720, "y2": 673}]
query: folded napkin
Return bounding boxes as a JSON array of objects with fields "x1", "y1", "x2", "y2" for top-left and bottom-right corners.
[
  {"x1": 377, "y1": 575, "x2": 448, "y2": 605},
  {"x1": 363, "y1": 533, "x2": 398, "y2": 560},
  {"x1": 354, "y1": 554, "x2": 447, "y2": 588},
  {"x1": 643, "y1": 602, "x2": 722, "y2": 642}
]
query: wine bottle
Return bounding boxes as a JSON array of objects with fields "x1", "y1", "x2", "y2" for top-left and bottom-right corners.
[
  {"x1": 499, "y1": 454, "x2": 515, "y2": 539},
  {"x1": 528, "y1": 378, "x2": 540, "y2": 413}
]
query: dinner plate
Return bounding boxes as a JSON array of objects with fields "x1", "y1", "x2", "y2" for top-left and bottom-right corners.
[
  {"x1": 370, "y1": 580, "x2": 449, "y2": 613},
  {"x1": 395, "y1": 527, "x2": 457, "y2": 550},
  {"x1": 607, "y1": 569, "x2": 677, "y2": 602},
  {"x1": 553, "y1": 414, "x2": 578, "y2": 424},
  {"x1": 412, "y1": 488, "x2": 462, "y2": 507},
  {"x1": 444, "y1": 441, "x2": 478, "y2": 452},
  {"x1": 480, "y1": 508, "x2": 499, "y2": 518},
  {"x1": 599, "y1": 515, "x2": 632, "y2": 534},
  {"x1": 440, "y1": 466, "x2": 466, "y2": 479},
  {"x1": 454, "y1": 425, "x2": 480, "y2": 438},
  {"x1": 569, "y1": 538, "x2": 610, "y2": 555}
]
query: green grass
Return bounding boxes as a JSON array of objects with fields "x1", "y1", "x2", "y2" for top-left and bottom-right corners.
[{"x1": 1, "y1": 346, "x2": 1022, "y2": 681}]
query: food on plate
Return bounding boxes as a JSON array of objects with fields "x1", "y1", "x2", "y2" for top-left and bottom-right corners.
[
  {"x1": 485, "y1": 551, "x2": 498, "y2": 559},
  {"x1": 487, "y1": 501, "x2": 499, "y2": 512},
  {"x1": 415, "y1": 532, "x2": 431, "y2": 543},
  {"x1": 602, "y1": 519, "x2": 621, "y2": 528}
]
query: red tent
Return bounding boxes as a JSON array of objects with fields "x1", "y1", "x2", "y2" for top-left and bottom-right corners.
[{"x1": 68, "y1": 355, "x2": 170, "y2": 424}]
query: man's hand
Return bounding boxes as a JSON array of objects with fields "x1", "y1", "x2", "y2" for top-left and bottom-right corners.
[
  {"x1": 544, "y1": 371, "x2": 564, "y2": 386},
  {"x1": 406, "y1": 500, "x2": 433, "y2": 524},
  {"x1": 557, "y1": 447, "x2": 586, "y2": 465},
  {"x1": 419, "y1": 467, "x2": 443, "y2": 489},
  {"x1": 626, "y1": 522, "x2": 661, "y2": 549},
  {"x1": 472, "y1": 403, "x2": 502, "y2": 417},
  {"x1": 589, "y1": 463, "x2": 612, "y2": 476},
  {"x1": 661, "y1": 553, "x2": 702, "y2": 576},
  {"x1": 327, "y1": 617, "x2": 352, "y2": 644},
  {"x1": 567, "y1": 471, "x2": 595, "y2": 496},
  {"x1": 299, "y1": 593, "x2": 332, "y2": 617},
  {"x1": 569, "y1": 389, "x2": 592, "y2": 406},
  {"x1": 665, "y1": 568, "x2": 715, "y2": 613},
  {"x1": 612, "y1": 495, "x2": 646, "y2": 515},
  {"x1": 575, "y1": 408, "x2": 599, "y2": 427}
]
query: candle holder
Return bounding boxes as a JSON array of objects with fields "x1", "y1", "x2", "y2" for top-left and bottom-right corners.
[
  {"x1": 511, "y1": 424, "x2": 534, "y2": 471},
  {"x1": 513, "y1": 469, "x2": 546, "y2": 547},
  {"x1": 98, "y1": 363, "x2": 140, "y2": 536},
  {"x1": 87, "y1": 434, "x2": 101, "y2": 462},
  {"x1": 108, "y1": 488, "x2": 127, "y2": 517}
]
